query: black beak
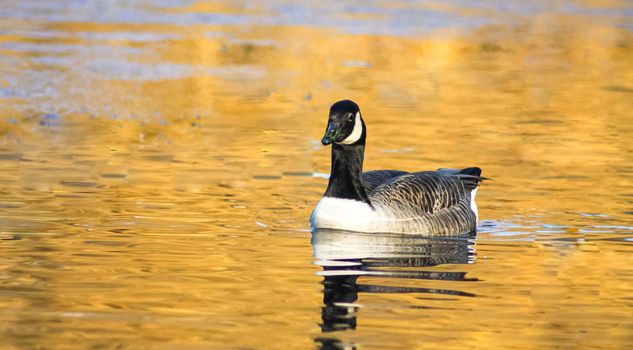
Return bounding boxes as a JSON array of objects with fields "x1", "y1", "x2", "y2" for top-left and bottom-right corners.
[{"x1": 321, "y1": 123, "x2": 336, "y2": 145}]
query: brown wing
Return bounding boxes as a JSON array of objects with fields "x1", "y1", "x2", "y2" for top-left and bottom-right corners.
[{"x1": 368, "y1": 171, "x2": 479, "y2": 235}]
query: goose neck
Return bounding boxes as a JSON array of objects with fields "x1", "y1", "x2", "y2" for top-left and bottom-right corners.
[{"x1": 324, "y1": 143, "x2": 370, "y2": 204}]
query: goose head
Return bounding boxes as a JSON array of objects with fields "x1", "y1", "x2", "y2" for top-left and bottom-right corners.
[{"x1": 321, "y1": 100, "x2": 365, "y2": 146}]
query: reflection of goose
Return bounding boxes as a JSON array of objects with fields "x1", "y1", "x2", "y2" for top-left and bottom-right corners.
[
  {"x1": 311, "y1": 100, "x2": 487, "y2": 235},
  {"x1": 312, "y1": 229, "x2": 476, "y2": 348},
  {"x1": 312, "y1": 229, "x2": 475, "y2": 263}
]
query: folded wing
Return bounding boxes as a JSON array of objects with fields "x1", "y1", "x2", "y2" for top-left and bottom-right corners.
[{"x1": 368, "y1": 171, "x2": 482, "y2": 235}]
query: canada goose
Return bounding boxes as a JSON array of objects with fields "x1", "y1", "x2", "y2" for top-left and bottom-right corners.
[{"x1": 310, "y1": 100, "x2": 486, "y2": 235}]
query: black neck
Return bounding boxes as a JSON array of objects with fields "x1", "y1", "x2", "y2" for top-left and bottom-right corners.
[{"x1": 323, "y1": 128, "x2": 371, "y2": 206}]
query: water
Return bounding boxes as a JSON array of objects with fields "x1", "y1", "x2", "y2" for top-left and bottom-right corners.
[{"x1": 1, "y1": 1, "x2": 632, "y2": 348}]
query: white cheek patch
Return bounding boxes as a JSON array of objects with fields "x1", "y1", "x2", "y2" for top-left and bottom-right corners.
[{"x1": 338, "y1": 112, "x2": 362, "y2": 145}]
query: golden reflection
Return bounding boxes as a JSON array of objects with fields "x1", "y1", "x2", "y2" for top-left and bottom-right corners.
[{"x1": 0, "y1": 1, "x2": 632, "y2": 349}]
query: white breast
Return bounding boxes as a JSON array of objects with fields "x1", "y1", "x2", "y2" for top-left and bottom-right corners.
[{"x1": 310, "y1": 197, "x2": 390, "y2": 232}]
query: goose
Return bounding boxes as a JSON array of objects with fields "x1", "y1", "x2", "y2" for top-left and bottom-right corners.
[{"x1": 310, "y1": 100, "x2": 487, "y2": 235}]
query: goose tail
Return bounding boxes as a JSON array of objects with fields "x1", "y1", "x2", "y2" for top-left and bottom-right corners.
[
  {"x1": 457, "y1": 167, "x2": 482, "y2": 177},
  {"x1": 453, "y1": 167, "x2": 487, "y2": 223},
  {"x1": 436, "y1": 167, "x2": 490, "y2": 193}
]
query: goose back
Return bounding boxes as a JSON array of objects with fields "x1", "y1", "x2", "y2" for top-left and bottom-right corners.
[{"x1": 361, "y1": 170, "x2": 408, "y2": 193}]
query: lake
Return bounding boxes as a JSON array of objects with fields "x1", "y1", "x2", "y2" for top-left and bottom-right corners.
[{"x1": 0, "y1": 1, "x2": 632, "y2": 349}]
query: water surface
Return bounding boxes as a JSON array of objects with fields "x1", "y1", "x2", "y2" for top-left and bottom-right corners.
[{"x1": 1, "y1": 1, "x2": 632, "y2": 349}]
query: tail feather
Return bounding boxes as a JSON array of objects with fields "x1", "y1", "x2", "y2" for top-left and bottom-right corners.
[
  {"x1": 458, "y1": 167, "x2": 481, "y2": 177},
  {"x1": 437, "y1": 167, "x2": 490, "y2": 191}
]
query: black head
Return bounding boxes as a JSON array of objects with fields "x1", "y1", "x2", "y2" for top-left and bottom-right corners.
[{"x1": 321, "y1": 100, "x2": 364, "y2": 146}]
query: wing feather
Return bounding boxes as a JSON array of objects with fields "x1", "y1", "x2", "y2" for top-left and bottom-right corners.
[{"x1": 368, "y1": 171, "x2": 479, "y2": 235}]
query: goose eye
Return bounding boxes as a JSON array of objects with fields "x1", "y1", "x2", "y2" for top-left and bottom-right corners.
[{"x1": 347, "y1": 113, "x2": 354, "y2": 122}]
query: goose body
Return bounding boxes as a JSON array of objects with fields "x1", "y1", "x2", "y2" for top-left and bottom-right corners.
[{"x1": 310, "y1": 100, "x2": 486, "y2": 236}]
